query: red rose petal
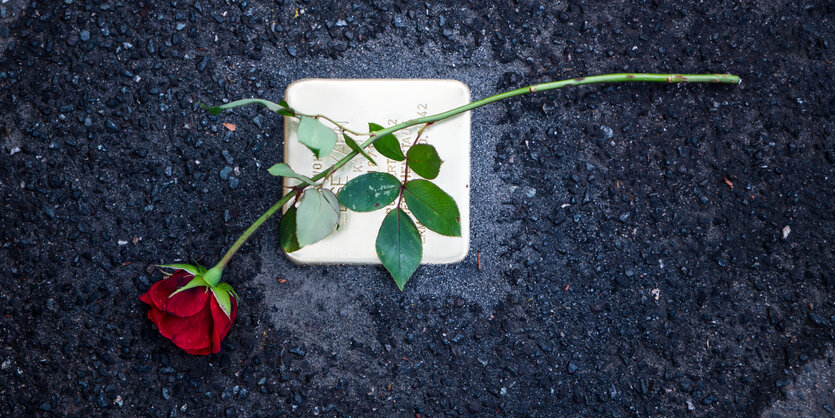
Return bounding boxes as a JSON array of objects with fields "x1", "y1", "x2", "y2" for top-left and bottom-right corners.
[
  {"x1": 147, "y1": 305, "x2": 165, "y2": 325},
  {"x1": 154, "y1": 302, "x2": 213, "y2": 351},
  {"x1": 148, "y1": 270, "x2": 190, "y2": 307},
  {"x1": 183, "y1": 346, "x2": 212, "y2": 355},
  {"x1": 164, "y1": 287, "x2": 211, "y2": 318},
  {"x1": 211, "y1": 323, "x2": 221, "y2": 354},
  {"x1": 142, "y1": 270, "x2": 239, "y2": 355},
  {"x1": 139, "y1": 290, "x2": 153, "y2": 305},
  {"x1": 148, "y1": 270, "x2": 210, "y2": 317},
  {"x1": 209, "y1": 294, "x2": 237, "y2": 353}
]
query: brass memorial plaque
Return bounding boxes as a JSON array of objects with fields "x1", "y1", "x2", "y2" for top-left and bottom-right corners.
[{"x1": 282, "y1": 79, "x2": 471, "y2": 264}]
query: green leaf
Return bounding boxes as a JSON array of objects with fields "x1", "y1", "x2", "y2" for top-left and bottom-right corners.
[
  {"x1": 295, "y1": 188, "x2": 340, "y2": 247},
  {"x1": 406, "y1": 144, "x2": 443, "y2": 179},
  {"x1": 198, "y1": 98, "x2": 284, "y2": 116},
  {"x1": 277, "y1": 108, "x2": 295, "y2": 117},
  {"x1": 344, "y1": 134, "x2": 376, "y2": 165},
  {"x1": 403, "y1": 180, "x2": 461, "y2": 237},
  {"x1": 278, "y1": 206, "x2": 301, "y2": 253},
  {"x1": 337, "y1": 172, "x2": 401, "y2": 212},
  {"x1": 322, "y1": 189, "x2": 340, "y2": 211},
  {"x1": 211, "y1": 287, "x2": 233, "y2": 319},
  {"x1": 268, "y1": 163, "x2": 317, "y2": 186},
  {"x1": 197, "y1": 265, "x2": 208, "y2": 275},
  {"x1": 376, "y1": 208, "x2": 423, "y2": 291},
  {"x1": 214, "y1": 283, "x2": 239, "y2": 301},
  {"x1": 369, "y1": 122, "x2": 405, "y2": 161},
  {"x1": 278, "y1": 100, "x2": 289, "y2": 108},
  {"x1": 297, "y1": 117, "x2": 337, "y2": 159},
  {"x1": 169, "y1": 276, "x2": 209, "y2": 298},
  {"x1": 158, "y1": 263, "x2": 199, "y2": 275}
]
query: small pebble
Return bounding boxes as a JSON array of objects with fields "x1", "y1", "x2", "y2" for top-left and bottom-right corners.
[
  {"x1": 600, "y1": 125, "x2": 614, "y2": 139},
  {"x1": 221, "y1": 150, "x2": 234, "y2": 164},
  {"x1": 219, "y1": 166, "x2": 233, "y2": 180},
  {"x1": 197, "y1": 56, "x2": 210, "y2": 72}
]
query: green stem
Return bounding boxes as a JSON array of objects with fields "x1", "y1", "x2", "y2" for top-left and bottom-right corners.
[
  {"x1": 214, "y1": 72, "x2": 740, "y2": 270},
  {"x1": 215, "y1": 191, "x2": 297, "y2": 270},
  {"x1": 295, "y1": 112, "x2": 369, "y2": 136},
  {"x1": 315, "y1": 74, "x2": 739, "y2": 179}
]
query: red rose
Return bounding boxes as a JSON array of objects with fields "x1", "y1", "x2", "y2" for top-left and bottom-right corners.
[{"x1": 140, "y1": 269, "x2": 237, "y2": 355}]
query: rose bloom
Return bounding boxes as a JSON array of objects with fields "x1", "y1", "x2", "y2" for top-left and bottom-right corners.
[{"x1": 140, "y1": 270, "x2": 237, "y2": 355}]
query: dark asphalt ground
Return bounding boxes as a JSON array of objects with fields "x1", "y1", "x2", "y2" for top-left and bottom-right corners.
[{"x1": 1, "y1": 0, "x2": 833, "y2": 416}]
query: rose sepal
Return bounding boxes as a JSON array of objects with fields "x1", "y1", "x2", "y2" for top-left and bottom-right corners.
[
  {"x1": 158, "y1": 263, "x2": 200, "y2": 276},
  {"x1": 140, "y1": 267, "x2": 239, "y2": 355},
  {"x1": 210, "y1": 283, "x2": 239, "y2": 320},
  {"x1": 211, "y1": 287, "x2": 233, "y2": 319},
  {"x1": 168, "y1": 275, "x2": 210, "y2": 298},
  {"x1": 214, "y1": 282, "x2": 240, "y2": 300},
  {"x1": 160, "y1": 264, "x2": 238, "y2": 320}
]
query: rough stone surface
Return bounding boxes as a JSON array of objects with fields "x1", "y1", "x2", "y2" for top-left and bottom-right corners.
[{"x1": 1, "y1": 0, "x2": 833, "y2": 416}]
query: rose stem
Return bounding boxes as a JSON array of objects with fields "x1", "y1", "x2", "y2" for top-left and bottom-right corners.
[
  {"x1": 293, "y1": 113, "x2": 367, "y2": 136},
  {"x1": 212, "y1": 72, "x2": 741, "y2": 272}
]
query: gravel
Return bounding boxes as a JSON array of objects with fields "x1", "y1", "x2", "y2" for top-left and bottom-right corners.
[{"x1": 0, "y1": 0, "x2": 832, "y2": 416}]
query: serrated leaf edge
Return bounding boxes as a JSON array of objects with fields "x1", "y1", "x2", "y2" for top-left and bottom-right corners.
[
  {"x1": 406, "y1": 144, "x2": 443, "y2": 179},
  {"x1": 376, "y1": 209, "x2": 422, "y2": 291},
  {"x1": 403, "y1": 180, "x2": 462, "y2": 237},
  {"x1": 369, "y1": 122, "x2": 405, "y2": 161}
]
